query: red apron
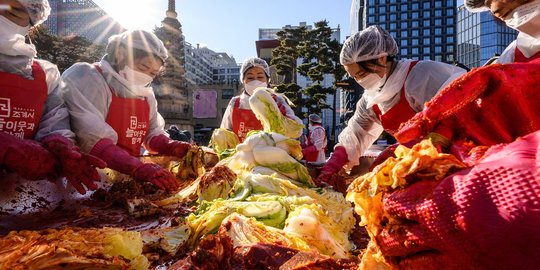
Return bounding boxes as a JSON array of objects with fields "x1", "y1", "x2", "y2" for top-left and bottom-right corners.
[
  {"x1": 304, "y1": 125, "x2": 327, "y2": 162},
  {"x1": 96, "y1": 66, "x2": 150, "y2": 156},
  {"x1": 514, "y1": 47, "x2": 540, "y2": 63},
  {"x1": 373, "y1": 61, "x2": 419, "y2": 135},
  {"x1": 232, "y1": 97, "x2": 263, "y2": 142},
  {"x1": 0, "y1": 62, "x2": 48, "y2": 139}
]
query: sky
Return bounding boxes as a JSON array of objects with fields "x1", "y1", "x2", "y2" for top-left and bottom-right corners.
[{"x1": 92, "y1": 0, "x2": 353, "y2": 63}]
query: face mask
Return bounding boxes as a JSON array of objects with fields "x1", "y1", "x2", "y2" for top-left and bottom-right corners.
[
  {"x1": 244, "y1": 80, "x2": 267, "y2": 95},
  {"x1": 0, "y1": 15, "x2": 30, "y2": 37},
  {"x1": 504, "y1": 0, "x2": 540, "y2": 38},
  {"x1": 119, "y1": 65, "x2": 154, "y2": 87},
  {"x1": 357, "y1": 73, "x2": 387, "y2": 91}
]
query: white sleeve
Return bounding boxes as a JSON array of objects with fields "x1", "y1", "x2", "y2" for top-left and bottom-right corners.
[
  {"x1": 310, "y1": 127, "x2": 327, "y2": 151},
  {"x1": 61, "y1": 63, "x2": 119, "y2": 153},
  {"x1": 34, "y1": 59, "x2": 75, "y2": 141},
  {"x1": 143, "y1": 91, "x2": 167, "y2": 149},
  {"x1": 404, "y1": 61, "x2": 466, "y2": 112},
  {"x1": 220, "y1": 97, "x2": 236, "y2": 131},
  {"x1": 337, "y1": 97, "x2": 384, "y2": 171},
  {"x1": 497, "y1": 41, "x2": 517, "y2": 64},
  {"x1": 275, "y1": 95, "x2": 303, "y2": 124}
]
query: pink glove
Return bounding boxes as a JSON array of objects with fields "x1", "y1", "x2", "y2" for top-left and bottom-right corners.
[
  {"x1": 0, "y1": 132, "x2": 57, "y2": 180},
  {"x1": 315, "y1": 146, "x2": 348, "y2": 187},
  {"x1": 148, "y1": 134, "x2": 192, "y2": 158},
  {"x1": 41, "y1": 135, "x2": 106, "y2": 195},
  {"x1": 378, "y1": 130, "x2": 540, "y2": 270},
  {"x1": 91, "y1": 138, "x2": 179, "y2": 192}
]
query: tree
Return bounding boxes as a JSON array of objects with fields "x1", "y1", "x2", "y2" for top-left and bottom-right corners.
[{"x1": 271, "y1": 21, "x2": 345, "y2": 145}]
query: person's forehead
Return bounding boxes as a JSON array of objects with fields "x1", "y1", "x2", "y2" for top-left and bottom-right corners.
[{"x1": 246, "y1": 67, "x2": 265, "y2": 74}]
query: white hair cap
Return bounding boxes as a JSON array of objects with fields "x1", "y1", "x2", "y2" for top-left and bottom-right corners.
[
  {"x1": 17, "y1": 0, "x2": 51, "y2": 26},
  {"x1": 107, "y1": 30, "x2": 168, "y2": 62},
  {"x1": 240, "y1": 57, "x2": 270, "y2": 82},
  {"x1": 308, "y1": 114, "x2": 322, "y2": 123},
  {"x1": 464, "y1": 0, "x2": 490, "y2": 12},
  {"x1": 340, "y1": 25, "x2": 398, "y2": 65}
]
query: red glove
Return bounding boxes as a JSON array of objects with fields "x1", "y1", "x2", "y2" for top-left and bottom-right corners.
[
  {"x1": 148, "y1": 134, "x2": 192, "y2": 158},
  {"x1": 41, "y1": 135, "x2": 106, "y2": 195},
  {"x1": 301, "y1": 145, "x2": 317, "y2": 158},
  {"x1": 0, "y1": 132, "x2": 57, "y2": 180},
  {"x1": 277, "y1": 102, "x2": 288, "y2": 116},
  {"x1": 396, "y1": 62, "x2": 540, "y2": 147},
  {"x1": 315, "y1": 146, "x2": 348, "y2": 187},
  {"x1": 91, "y1": 138, "x2": 179, "y2": 192},
  {"x1": 378, "y1": 130, "x2": 540, "y2": 270}
]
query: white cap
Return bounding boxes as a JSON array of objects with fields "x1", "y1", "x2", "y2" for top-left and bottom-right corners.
[
  {"x1": 340, "y1": 25, "x2": 398, "y2": 65},
  {"x1": 464, "y1": 0, "x2": 490, "y2": 12},
  {"x1": 308, "y1": 114, "x2": 322, "y2": 123},
  {"x1": 107, "y1": 30, "x2": 168, "y2": 62},
  {"x1": 240, "y1": 57, "x2": 270, "y2": 82},
  {"x1": 18, "y1": 0, "x2": 51, "y2": 26}
]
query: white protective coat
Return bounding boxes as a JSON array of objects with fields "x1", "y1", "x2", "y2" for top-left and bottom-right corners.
[
  {"x1": 497, "y1": 32, "x2": 540, "y2": 63},
  {"x1": 61, "y1": 59, "x2": 166, "y2": 153},
  {"x1": 220, "y1": 91, "x2": 302, "y2": 131},
  {"x1": 337, "y1": 60, "x2": 466, "y2": 170},
  {"x1": 308, "y1": 125, "x2": 327, "y2": 163}
]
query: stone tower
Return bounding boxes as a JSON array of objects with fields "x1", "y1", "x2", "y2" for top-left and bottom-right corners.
[{"x1": 154, "y1": 0, "x2": 193, "y2": 133}]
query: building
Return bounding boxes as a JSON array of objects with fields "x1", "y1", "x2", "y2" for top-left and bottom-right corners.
[
  {"x1": 184, "y1": 42, "x2": 214, "y2": 85},
  {"x1": 44, "y1": 0, "x2": 124, "y2": 44},
  {"x1": 210, "y1": 53, "x2": 240, "y2": 85},
  {"x1": 457, "y1": 5, "x2": 517, "y2": 68},
  {"x1": 350, "y1": 0, "x2": 458, "y2": 62}
]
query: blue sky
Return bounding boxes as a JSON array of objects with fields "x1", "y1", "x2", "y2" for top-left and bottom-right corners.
[{"x1": 93, "y1": 0, "x2": 466, "y2": 63}]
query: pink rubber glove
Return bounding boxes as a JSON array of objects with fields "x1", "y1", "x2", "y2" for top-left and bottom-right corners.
[
  {"x1": 91, "y1": 138, "x2": 179, "y2": 192},
  {"x1": 148, "y1": 134, "x2": 192, "y2": 158},
  {"x1": 41, "y1": 134, "x2": 106, "y2": 195},
  {"x1": 378, "y1": 130, "x2": 540, "y2": 270},
  {"x1": 0, "y1": 132, "x2": 57, "y2": 180},
  {"x1": 315, "y1": 146, "x2": 348, "y2": 187}
]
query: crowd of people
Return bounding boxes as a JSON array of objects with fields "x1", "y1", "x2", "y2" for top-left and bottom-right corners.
[{"x1": 1, "y1": 0, "x2": 539, "y2": 268}]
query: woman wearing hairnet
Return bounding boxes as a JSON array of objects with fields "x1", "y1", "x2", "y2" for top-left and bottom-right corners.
[
  {"x1": 317, "y1": 25, "x2": 466, "y2": 186},
  {"x1": 62, "y1": 30, "x2": 192, "y2": 192},
  {"x1": 465, "y1": 0, "x2": 540, "y2": 63},
  {"x1": 302, "y1": 114, "x2": 327, "y2": 163},
  {"x1": 0, "y1": 0, "x2": 105, "y2": 195},
  {"x1": 220, "y1": 57, "x2": 301, "y2": 142}
]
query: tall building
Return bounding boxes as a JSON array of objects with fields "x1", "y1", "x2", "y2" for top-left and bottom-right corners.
[
  {"x1": 350, "y1": 0, "x2": 458, "y2": 62},
  {"x1": 154, "y1": 0, "x2": 192, "y2": 133},
  {"x1": 44, "y1": 0, "x2": 124, "y2": 44},
  {"x1": 457, "y1": 5, "x2": 517, "y2": 68},
  {"x1": 183, "y1": 43, "x2": 240, "y2": 86}
]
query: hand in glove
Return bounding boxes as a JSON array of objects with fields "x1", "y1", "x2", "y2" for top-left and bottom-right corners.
[
  {"x1": 148, "y1": 134, "x2": 192, "y2": 158},
  {"x1": 41, "y1": 135, "x2": 106, "y2": 194},
  {"x1": 0, "y1": 132, "x2": 57, "y2": 180},
  {"x1": 378, "y1": 130, "x2": 540, "y2": 270},
  {"x1": 91, "y1": 138, "x2": 179, "y2": 192},
  {"x1": 315, "y1": 146, "x2": 348, "y2": 187},
  {"x1": 396, "y1": 62, "x2": 540, "y2": 147}
]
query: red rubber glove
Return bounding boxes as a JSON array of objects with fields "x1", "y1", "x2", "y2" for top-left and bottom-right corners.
[
  {"x1": 148, "y1": 134, "x2": 192, "y2": 158},
  {"x1": 41, "y1": 134, "x2": 106, "y2": 195},
  {"x1": 396, "y1": 62, "x2": 540, "y2": 147},
  {"x1": 0, "y1": 132, "x2": 57, "y2": 180},
  {"x1": 91, "y1": 138, "x2": 179, "y2": 192},
  {"x1": 301, "y1": 145, "x2": 317, "y2": 158},
  {"x1": 315, "y1": 146, "x2": 348, "y2": 187},
  {"x1": 378, "y1": 130, "x2": 540, "y2": 270}
]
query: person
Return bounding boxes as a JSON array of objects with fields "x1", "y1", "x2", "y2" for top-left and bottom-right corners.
[
  {"x1": 301, "y1": 114, "x2": 327, "y2": 163},
  {"x1": 316, "y1": 25, "x2": 466, "y2": 185},
  {"x1": 0, "y1": 0, "x2": 105, "y2": 195},
  {"x1": 220, "y1": 57, "x2": 302, "y2": 142},
  {"x1": 167, "y1": 125, "x2": 192, "y2": 143},
  {"x1": 465, "y1": 0, "x2": 540, "y2": 63},
  {"x1": 62, "y1": 30, "x2": 192, "y2": 192}
]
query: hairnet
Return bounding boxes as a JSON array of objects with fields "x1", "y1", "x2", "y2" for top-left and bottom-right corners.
[
  {"x1": 240, "y1": 57, "x2": 270, "y2": 82},
  {"x1": 308, "y1": 114, "x2": 322, "y2": 123},
  {"x1": 106, "y1": 30, "x2": 168, "y2": 62},
  {"x1": 464, "y1": 0, "x2": 490, "y2": 12},
  {"x1": 340, "y1": 25, "x2": 398, "y2": 65},
  {"x1": 17, "y1": 0, "x2": 51, "y2": 26}
]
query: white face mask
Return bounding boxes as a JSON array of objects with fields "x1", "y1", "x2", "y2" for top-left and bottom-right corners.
[
  {"x1": 0, "y1": 15, "x2": 30, "y2": 37},
  {"x1": 244, "y1": 80, "x2": 267, "y2": 95},
  {"x1": 504, "y1": 0, "x2": 540, "y2": 38},
  {"x1": 357, "y1": 73, "x2": 387, "y2": 91},
  {"x1": 119, "y1": 65, "x2": 154, "y2": 87}
]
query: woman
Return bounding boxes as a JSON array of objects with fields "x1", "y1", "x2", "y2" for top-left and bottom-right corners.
[
  {"x1": 62, "y1": 30, "x2": 191, "y2": 192},
  {"x1": 220, "y1": 57, "x2": 302, "y2": 142},
  {"x1": 0, "y1": 0, "x2": 104, "y2": 196},
  {"x1": 301, "y1": 114, "x2": 327, "y2": 163},
  {"x1": 466, "y1": 0, "x2": 540, "y2": 63},
  {"x1": 317, "y1": 25, "x2": 466, "y2": 185}
]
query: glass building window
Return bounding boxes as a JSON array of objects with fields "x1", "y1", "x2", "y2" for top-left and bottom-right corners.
[
  {"x1": 434, "y1": 18, "x2": 442, "y2": 26},
  {"x1": 379, "y1": 6, "x2": 386, "y2": 13},
  {"x1": 423, "y1": 38, "x2": 431, "y2": 45},
  {"x1": 390, "y1": 22, "x2": 397, "y2": 30},
  {"x1": 380, "y1": 15, "x2": 387, "y2": 22},
  {"x1": 435, "y1": 27, "x2": 442, "y2": 35},
  {"x1": 435, "y1": 9, "x2": 442, "y2": 17},
  {"x1": 435, "y1": 0, "x2": 442, "y2": 7},
  {"x1": 412, "y1": 38, "x2": 419, "y2": 45},
  {"x1": 368, "y1": 16, "x2": 375, "y2": 24},
  {"x1": 390, "y1": 5, "x2": 397, "y2": 12},
  {"x1": 401, "y1": 22, "x2": 408, "y2": 29},
  {"x1": 401, "y1": 48, "x2": 408, "y2": 55},
  {"x1": 446, "y1": 17, "x2": 454, "y2": 25},
  {"x1": 412, "y1": 3, "x2": 419, "y2": 10},
  {"x1": 412, "y1": 47, "x2": 419, "y2": 54},
  {"x1": 412, "y1": 11, "x2": 420, "y2": 19},
  {"x1": 424, "y1": 19, "x2": 431, "y2": 27},
  {"x1": 435, "y1": 46, "x2": 442, "y2": 53},
  {"x1": 412, "y1": 30, "x2": 420, "y2": 36},
  {"x1": 423, "y1": 2, "x2": 430, "y2": 9},
  {"x1": 400, "y1": 4, "x2": 408, "y2": 11},
  {"x1": 390, "y1": 14, "x2": 397, "y2": 20},
  {"x1": 412, "y1": 20, "x2": 419, "y2": 28},
  {"x1": 423, "y1": 29, "x2": 431, "y2": 36},
  {"x1": 401, "y1": 30, "x2": 408, "y2": 37},
  {"x1": 423, "y1": 11, "x2": 430, "y2": 18}
]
